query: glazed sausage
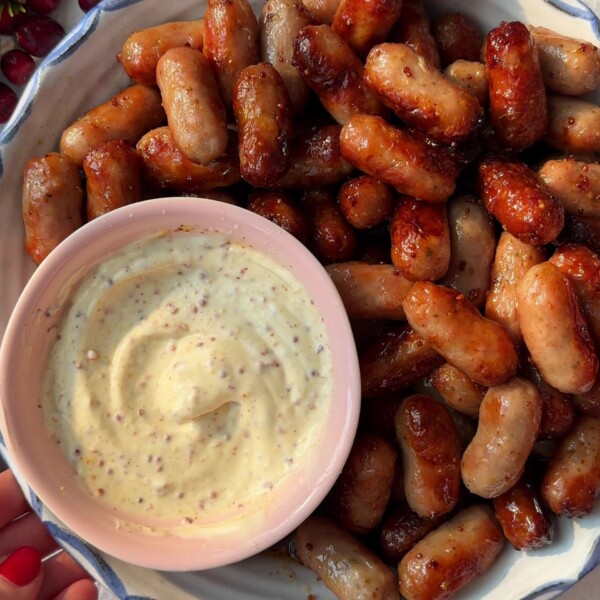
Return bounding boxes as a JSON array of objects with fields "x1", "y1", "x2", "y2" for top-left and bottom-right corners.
[
  {"x1": 364, "y1": 43, "x2": 483, "y2": 145},
  {"x1": 443, "y1": 60, "x2": 488, "y2": 106},
  {"x1": 461, "y1": 378, "x2": 543, "y2": 498},
  {"x1": 493, "y1": 476, "x2": 553, "y2": 550},
  {"x1": 203, "y1": 0, "x2": 259, "y2": 109},
  {"x1": 136, "y1": 127, "x2": 240, "y2": 193},
  {"x1": 398, "y1": 505, "x2": 504, "y2": 600},
  {"x1": 539, "y1": 158, "x2": 600, "y2": 219},
  {"x1": 83, "y1": 140, "x2": 142, "y2": 221},
  {"x1": 441, "y1": 195, "x2": 496, "y2": 309},
  {"x1": 431, "y1": 12, "x2": 483, "y2": 67},
  {"x1": 550, "y1": 244, "x2": 600, "y2": 347},
  {"x1": 529, "y1": 26, "x2": 600, "y2": 96},
  {"x1": 338, "y1": 176, "x2": 395, "y2": 229},
  {"x1": 292, "y1": 25, "x2": 385, "y2": 125},
  {"x1": 388, "y1": 0, "x2": 440, "y2": 69},
  {"x1": 60, "y1": 85, "x2": 165, "y2": 166},
  {"x1": 390, "y1": 197, "x2": 450, "y2": 282},
  {"x1": 233, "y1": 63, "x2": 293, "y2": 186},
  {"x1": 485, "y1": 231, "x2": 547, "y2": 343},
  {"x1": 479, "y1": 157, "x2": 564, "y2": 245},
  {"x1": 403, "y1": 282, "x2": 519, "y2": 387},
  {"x1": 330, "y1": 431, "x2": 397, "y2": 533},
  {"x1": 340, "y1": 115, "x2": 459, "y2": 203},
  {"x1": 117, "y1": 20, "x2": 204, "y2": 85},
  {"x1": 259, "y1": 0, "x2": 314, "y2": 114},
  {"x1": 574, "y1": 377, "x2": 600, "y2": 418},
  {"x1": 301, "y1": 0, "x2": 339, "y2": 24},
  {"x1": 295, "y1": 516, "x2": 399, "y2": 600},
  {"x1": 246, "y1": 190, "x2": 308, "y2": 242},
  {"x1": 545, "y1": 95, "x2": 600, "y2": 153},
  {"x1": 360, "y1": 326, "x2": 444, "y2": 397},
  {"x1": 485, "y1": 21, "x2": 547, "y2": 152},
  {"x1": 326, "y1": 262, "x2": 413, "y2": 320},
  {"x1": 157, "y1": 47, "x2": 228, "y2": 165},
  {"x1": 395, "y1": 394, "x2": 461, "y2": 518},
  {"x1": 541, "y1": 415, "x2": 600, "y2": 518},
  {"x1": 331, "y1": 0, "x2": 403, "y2": 58},
  {"x1": 22, "y1": 153, "x2": 84, "y2": 265},
  {"x1": 430, "y1": 363, "x2": 486, "y2": 419},
  {"x1": 273, "y1": 124, "x2": 353, "y2": 188},
  {"x1": 517, "y1": 261, "x2": 598, "y2": 395}
]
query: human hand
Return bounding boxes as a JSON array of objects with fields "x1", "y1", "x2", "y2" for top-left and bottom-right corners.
[{"x1": 0, "y1": 469, "x2": 98, "y2": 600}]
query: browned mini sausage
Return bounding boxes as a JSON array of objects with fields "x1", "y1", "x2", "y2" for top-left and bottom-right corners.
[
  {"x1": 379, "y1": 501, "x2": 443, "y2": 562},
  {"x1": 330, "y1": 431, "x2": 397, "y2": 533},
  {"x1": 60, "y1": 85, "x2": 165, "y2": 166},
  {"x1": 529, "y1": 26, "x2": 600, "y2": 96},
  {"x1": 203, "y1": 0, "x2": 259, "y2": 109},
  {"x1": 233, "y1": 64, "x2": 293, "y2": 186},
  {"x1": 430, "y1": 363, "x2": 486, "y2": 419},
  {"x1": 157, "y1": 47, "x2": 228, "y2": 165},
  {"x1": 388, "y1": 0, "x2": 440, "y2": 69},
  {"x1": 259, "y1": 0, "x2": 314, "y2": 114},
  {"x1": 542, "y1": 415, "x2": 600, "y2": 518},
  {"x1": 395, "y1": 394, "x2": 461, "y2": 518},
  {"x1": 398, "y1": 505, "x2": 504, "y2": 600},
  {"x1": 539, "y1": 158, "x2": 600, "y2": 218},
  {"x1": 517, "y1": 262, "x2": 598, "y2": 395},
  {"x1": 301, "y1": 0, "x2": 340, "y2": 24},
  {"x1": 364, "y1": 43, "x2": 483, "y2": 145},
  {"x1": 295, "y1": 516, "x2": 399, "y2": 600},
  {"x1": 83, "y1": 140, "x2": 142, "y2": 221},
  {"x1": 340, "y1": 115, "x2": 459, "y2": 203},
  {"x1": 550, "y1": 243, "x2": 600, "y2": 347},
  {"x1": 292, "y1": 25, "x2": 385, "y2": 125},
  {"x1": 479, "y1": 157, "x2": 564, "y2": 245},
  {"x1": 545, "y1": 95, "x2": 600, "y2": 153},
  {"x1": 431, "y1": 12, "x2": 483, "y2": 66},
  {"x1": 136, "y1": 127, "x2": 240, "y2": 193},
  {"x1": 338, "y1": 176, "x2": 395, "y2": 229},
  {"x1": 485, "y1": 21, "x2": 547, "y2": 152},
  {"x1": 403, "y1": 282, "x2": 519, "y2": 387},
  {"x1": 360, "y1": 326, "x2": 444, "y2": 397},
  {"x1": 493, "y1": 476, "x2": 553, "y2": 550},
  {"x1": 441, "y1": 195, "x2": 496, "y2": 309},
  {"x1": 443, "y1": 60, "x2": 488, "y2": 106},
  {"x1": 246, "y1": 190, "x2": 308, "y2": 242},
  {"x1": 461, "y1": 378, "x2": 543, "y2": 498},
  {"x1": 390, "y1": 197, "x2": 450, "y2": 282},
  {"x1": 331, "y1": 0, "x2": 403, "y2": 58},
  {"x1": 326, "y1": 262, "x2": 413, "y2": 320},
  {"x1": 273, "y1": 124, "x2": 353, "y2": 188},
  {"x1": 117, "y1": 20, "x2": 204, "y2": 85},
  {"x1": 485, "y1": 231, "x2": 547, "y2": 343},
  {"x1": 22, "y1": 153, "x2": 84, "y2": 265}
]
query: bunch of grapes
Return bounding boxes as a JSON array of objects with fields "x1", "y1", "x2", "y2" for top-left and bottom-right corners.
[{"x1": 0, "y1": 0, "x2": 101, "y2": 124}]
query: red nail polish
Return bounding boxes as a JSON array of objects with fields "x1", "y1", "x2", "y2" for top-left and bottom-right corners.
[{"x1": 0, "y1": 547, "x2": 42, "y2": 586}]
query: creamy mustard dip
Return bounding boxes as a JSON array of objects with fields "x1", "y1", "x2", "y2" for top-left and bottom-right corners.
[{"x1": 41, "y1": 231, "x2": 332, "y2": 528}]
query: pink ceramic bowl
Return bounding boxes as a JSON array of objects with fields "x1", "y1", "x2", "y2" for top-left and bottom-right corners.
[{"x1": 0, "y1": 197, "x2": 360, "y2": 571}]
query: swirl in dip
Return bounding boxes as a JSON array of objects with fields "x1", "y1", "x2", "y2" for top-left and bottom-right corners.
[{"x1": 41, "y1": 231, "x2": 333, "y2": 530}]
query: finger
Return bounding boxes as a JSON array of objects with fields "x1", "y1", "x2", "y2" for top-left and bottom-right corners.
[
  {"x1": 0, "y1": 546, "x2": 44, "y2": 600},
  {"x1": 38, "y1": 550, "x2": 92, "y2": 600},
  {"x1": 51, "y1": 579, "x2": 98, "y2": 600},
  {"x1": 0, "y1": 513, "x2": 59, "y2": 559},
  {"x1": 0, "y1": 471, "x2": 31, "y2": 528}
]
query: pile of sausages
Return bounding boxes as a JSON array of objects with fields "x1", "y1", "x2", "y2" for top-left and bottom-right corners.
[{"x1": 20, "y1": 0, "x2": 600, "y2": 598}]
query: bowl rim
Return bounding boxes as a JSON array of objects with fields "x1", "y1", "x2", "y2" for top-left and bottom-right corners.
[{"x1": 0, "y1": 196, "x2": 361, "y2": 571}]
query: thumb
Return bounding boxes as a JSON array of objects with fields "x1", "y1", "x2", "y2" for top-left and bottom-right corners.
[{"x1": 0, "y1": 547, "x2": 43, "y2": 600}]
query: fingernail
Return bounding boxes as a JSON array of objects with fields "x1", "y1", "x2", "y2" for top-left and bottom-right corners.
[{"x1": 0, "y1": 547, "x2": 42, "y2": 586}]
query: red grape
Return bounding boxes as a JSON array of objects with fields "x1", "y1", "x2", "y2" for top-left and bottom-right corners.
[
  {"x1": 1, "y1": 49, "x2": 35, "y2": 85},
  {"x1": 78, "y1": 0, "x2": 101, "y2": 12},
  {"x1": 0, "y1": 5, "x2": 25, "y2": 34},
  {"x1": 28, "y1": 0, "x2": 62, "y2": 14},
  {"x1": 0, "y1": 82, "x2": 18, "y2": 123},
  {"x1": 16, "y1": 14, "x2": 64, "y2": 57}
]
